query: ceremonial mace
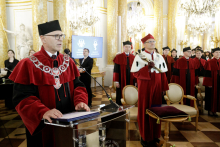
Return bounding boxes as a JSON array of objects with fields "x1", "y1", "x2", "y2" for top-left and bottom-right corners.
[
  {"x1": 0, "y1": 15, "x2": 11, "y2": 49},
  {"x1": 135, "y1": 49, "x2": 162, "y2": 73}
]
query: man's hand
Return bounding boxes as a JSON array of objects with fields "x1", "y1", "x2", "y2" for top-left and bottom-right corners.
[
  {"x1": 43, "y1": 108, "x2": 63, "y2": 123},
  {"x1": 135, "y1": 83, "x2": 137, "y2": 87},
  {"x1": 79, "y1": 69, "x2": 84, "y2": 73},
  {"x1": 163, "y1": 91, "x2": 166, "y2": 95},
  {"x1": 4, "y1": 68, "x2": 8, "y2": 71},
  {"x1": 116, "y1": 83, "x2": 120, "y2": 88},
  {"x1": 208, "y1": 86, "x2": 212, "y2": 88},
  {"x1": 75, "y1": 102, "x2": 90, "y2": 111}
]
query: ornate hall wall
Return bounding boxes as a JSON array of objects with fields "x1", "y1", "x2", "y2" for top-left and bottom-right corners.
[{"x1": 0, "y1": 0, "x2": 219, "y2": 86}]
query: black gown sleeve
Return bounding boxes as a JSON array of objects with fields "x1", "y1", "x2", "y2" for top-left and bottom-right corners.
[
  {"x1": 113, "y1": 63, "x2": 120, "y2": 73},
  {"x1": 172, "y1": 67, "x2": 179, "y2": 76},
  {"x1": 74, "y1": 77, "x2": 86, "y2": 89},
  {"x1": 12, "y1": 83, "x2": 39, "y2": 107},
  {"x1": 113, "y1": 63, "x2": 120, "y2": 82}
]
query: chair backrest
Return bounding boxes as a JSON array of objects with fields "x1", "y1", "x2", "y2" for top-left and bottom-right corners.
[
  {"x1": 198, "y1": 77, "x2": 205, "y2": 92},
  {"x1": 122, "y1": 85, "x2": 138, "y2": 105},
  {"x1": 166, "y1": 83, "x2": 184, "y2": 103},
  {"x1": 112, "y1": 81, "x2": 117, "y2": 90}
]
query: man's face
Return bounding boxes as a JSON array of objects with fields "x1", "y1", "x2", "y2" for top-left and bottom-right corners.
[
  {"x1": 183, "y1": 50, "x2": 192, "y2": 57},
  {"x1": 143, "y1": 39, "x2": 155, "y2": 50},
  {"x1": 163, "y1": 49, "x2": 169, "y2": 56},
  {"x1": 213, "y1": 51, "x2": 220, "y2": 58},
  {"x1": 196, "y1": 51, "x2": 202, "y2": 59},
  {"x1": 123, "y1": 45, "x2": 131, "y2": 53},
  {"x1": 83, "y1": 49, "x2": 89, "y2": 57},
  {"x1": 40, "y1": 30, "x2": 63, "y2": 53}
]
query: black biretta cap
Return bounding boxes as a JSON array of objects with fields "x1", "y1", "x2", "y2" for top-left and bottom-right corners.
[
  {"x1": 38, "y1": 20, "x2": 62, "y2": 36},
  {"x1": 162, "y1": 46, "x2": 170, "y2": 51},
  {"x1": 211, "y1": 47, "x2": 220, "y2": 53},
  {"x1": 123, "y1": 41, "x2": 132, "y2": 46},
  {"x1": 183, "y1": 47, "x2": 191, "y2": 52}
]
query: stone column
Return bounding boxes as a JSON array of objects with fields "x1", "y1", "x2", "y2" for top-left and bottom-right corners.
[
  {"x1": 168, "y1": 0, "x2": 178, "y2": 50},
  {"x1": 154, "y1": 0, "x2": 163, "y2": 54},
  {"x1": 0, "y1": 0, "x2": 8, "y2": 67},
  {"x1": 118, "y1": 0, "x2": 127, "y2": 52},
  {"x1": 32, "y1": 0, "x2": 47, "y2": 51},
  {"x1": 107, "y1": 0, "x2": 118, "y2": 65},
  {"x1": 54, "y1": 0, "x2": 69, "y2": 52}
]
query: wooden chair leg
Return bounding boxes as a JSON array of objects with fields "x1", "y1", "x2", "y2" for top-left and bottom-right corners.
[
  {"x1": 126, "y1": 115, "x2": 129, "y2": 140},
  {"x1": 201, "y1": 99, "x2": 204, "y2": 114},
  {"x1": 169, "y1": 122, "x2": 171, "y2": 132},
  {"x1": 164, "y1": 122, "x2": 169, "y2": 147},
  {"x1": 195, "y1": 113, "x2": 199, "y2": 132}
]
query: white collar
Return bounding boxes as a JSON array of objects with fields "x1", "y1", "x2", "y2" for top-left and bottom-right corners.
[{"x1": 45, "y1": 49, "x2": 57, "y2": 57}]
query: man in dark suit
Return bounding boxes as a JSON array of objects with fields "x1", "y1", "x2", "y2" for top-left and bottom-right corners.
[{"x1": 79, "y1": 48, "x2": 93, "y2": 107}]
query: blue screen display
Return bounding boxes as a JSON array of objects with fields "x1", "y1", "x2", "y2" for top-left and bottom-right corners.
[{"x1": 71, "y1": 35, "x2": 103, "y2": 59}]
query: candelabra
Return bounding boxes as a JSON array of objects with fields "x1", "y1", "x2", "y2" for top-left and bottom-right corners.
[
  {"x1": 179, "y1": 40, "x2": 187, "y2": 52},
  {"x1": 211, "y1": 36, "x2": 220, "y2": 48}
]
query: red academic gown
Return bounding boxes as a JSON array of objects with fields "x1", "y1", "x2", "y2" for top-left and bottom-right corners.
[
  {"x1": 193, "y1": 57, "x2": 206, "y2": 77},
  {"x1": 203, "y1": 58, "x2": 220, "y2": 113},
  {"x1": 162, "y1": 55, "x2": 175, "y2": 83},
  {"x1": 132, "y1": 51, "x2": 169, "y2": 141},
  {"x1": 9, "y1": 46, "x2": 88, "y2": 147},
  {"x1": 171, "y1": 57, "x2": 199, "y2": 106},
  {"x1": 113, "y1": 52, "x2": 136, "y2": 105}
]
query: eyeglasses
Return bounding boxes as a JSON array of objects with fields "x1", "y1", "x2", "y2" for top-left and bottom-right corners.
[
  {"x1": 44, "y1": 34, "x2": 66, "y2": 40},
  {"x1": 145, "y1": 41, "x2": 156, "y2": 44}
]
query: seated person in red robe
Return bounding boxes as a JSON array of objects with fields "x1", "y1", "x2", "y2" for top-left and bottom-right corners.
[
  {"x1": 203, "y1": 47, "x2": 220, "y2": 117},
  {"x1": 9, "y1": 20, "x2": 89, "y2": 147},
  {"x1": 131, "y1": 34, "x2": 169, "y2": 147},
  {"x1": 113, "y1": 41, "x2": 136, "y2": 105},
  {"x1": 171, "y1": 47, "x2": 199, "y2": 106},
  {"x1": 162, "y1": 46, "x2": 175, "y2": 83}
]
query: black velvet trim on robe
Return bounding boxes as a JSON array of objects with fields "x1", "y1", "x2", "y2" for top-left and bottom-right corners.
[{"x1": 114, "y1": 57, "x2": 132, "y2": 105}]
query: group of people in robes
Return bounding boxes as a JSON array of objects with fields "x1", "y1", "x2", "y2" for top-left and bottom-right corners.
[
  {"x1": 7, "y1": 18, "x2": 220, "y2": 147},
  {"x1": 113, "y1": 33, "x2": 220, "y2": 146}
]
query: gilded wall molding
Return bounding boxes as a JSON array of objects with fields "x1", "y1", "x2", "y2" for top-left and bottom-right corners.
[
  {"x1": 0, "y1": 0, "x2": 8, "y2": 67},
  {"x1": 32, "y1": 0, "x2": 47, "y2": 51},
  {"x1": 107, "y1": 0, "x2": 118, "y2": 65},
  {"x1": 54, "y1": 0, "x2": 69, "y2": 52},
  {"x1": 154, "y1": 0, "x2": 163, "y2": 53},
  {"x1": 118, "y1": 0, "x2": 127, "y2": 52},
  {"x1": 168, "y1": 0, "x2": 178, "y2": 50}
]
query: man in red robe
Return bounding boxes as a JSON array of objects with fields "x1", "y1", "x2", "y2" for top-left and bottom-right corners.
[
  {"x1": 9, "y1": 20, "x2": 89, "y2": 147},
  {"x1": 162, "y1": 46, "x2": 175, "y2": 83},
  {"x1": 193, "y1": 49, "x2": 206, "y2": 77},
  {"x1": 171, "y1": 47, "x2": 199, "y2": 106},
  {"x1": 113, "y1": 41, "x2": 136, "y2": 105},
  {"x1": 131, "y1": 34, "x2": 168, "y2": 147},
  {"x1": 203, "y1": 47, "x2": 220, "y2": 117}
]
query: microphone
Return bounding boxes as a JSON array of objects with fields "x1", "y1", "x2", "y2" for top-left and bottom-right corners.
[{"x1": 73, "y1": 58, "x2": 119, "y2": 112}]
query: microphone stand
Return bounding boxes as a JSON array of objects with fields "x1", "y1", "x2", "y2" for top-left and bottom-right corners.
[{"x1": 73, "y1": 58, "x2": 119, "y2": 112}]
